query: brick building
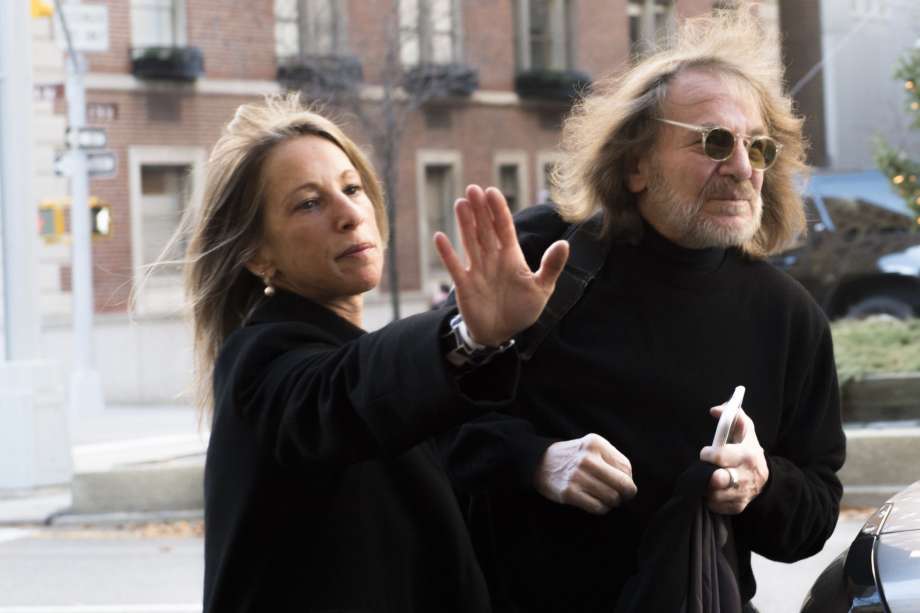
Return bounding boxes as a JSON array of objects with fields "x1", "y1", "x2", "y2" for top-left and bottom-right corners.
[{"x1": 36, "y1": 0, "x2": 780, "y2": 402}]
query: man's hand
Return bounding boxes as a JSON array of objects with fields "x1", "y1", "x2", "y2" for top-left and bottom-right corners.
[
  {"x1": 534, "y1": 433, "x2": 637, "y2": 515},
  {"x1": 700, "y1": 406, "x2": 769, "y2": 515},
  {"x1": 434, "y1": 184, "x2": 569, "y2": 347}
]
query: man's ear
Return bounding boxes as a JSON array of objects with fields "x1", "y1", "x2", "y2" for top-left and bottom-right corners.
[{"x1": 626, "y1": 154, "x2": 650, "y2": 194}]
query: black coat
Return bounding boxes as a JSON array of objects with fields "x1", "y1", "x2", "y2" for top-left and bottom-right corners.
[{"x1": 203, "y1": 290, "x2": 519, "y2": 612}]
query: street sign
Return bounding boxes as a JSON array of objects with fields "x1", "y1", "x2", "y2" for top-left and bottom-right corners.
[
  {"x1": 66, "y1": 127, "x2": 107, "y2": 149},
  {"x1": 54, "y1": 150, "x2": 117, "y2": 178},
  {"x1": 53, "y1": 4, "x2": 109, "y2": 53},
  {"x1": 87, "y1": 151, "x2": 116, "y2": 177}
]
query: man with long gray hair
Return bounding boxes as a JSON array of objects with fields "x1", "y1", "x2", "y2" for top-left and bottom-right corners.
[{"x1": 444, "y1": 8, "x2": 844, "y2": 611}]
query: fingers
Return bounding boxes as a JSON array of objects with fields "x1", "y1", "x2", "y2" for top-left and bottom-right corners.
[
  {"x1": 466, "y1": 185, "x2": 500, "y2": 254},
  {"x1": 483, "y1": 186, "x2": 517, "y2": 248},
  {"x1": 534, "y1": 434, "x2": 637, "y2": 516},
  {"x1": 706, "y1": 467, "x2": 748, "y2": 515},
  {"x1": 533, "y1": 240, "x2": 570, "y2": 292},
  {"x1": 454, "y1": 199, "x2": 481, "y2": 271},
  {"x1": 434, "y1": 232, "x2": 465, "y2": 286},
  {"x1": 564, "y1": 489, "x2": 613, "y2": 516}
]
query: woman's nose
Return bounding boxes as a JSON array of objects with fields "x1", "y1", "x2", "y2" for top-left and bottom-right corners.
[{"x1": 333, "y1": 193, "x2": 364, "y2": 231}]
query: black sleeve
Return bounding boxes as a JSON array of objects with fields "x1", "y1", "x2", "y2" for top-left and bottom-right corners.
[
  {"x1": 441, "y1": 204, "x2": 570, "y2": 493},
  {"x1": 736, "y1": 321, "x2": 846, "y2": 562},
  {"x1": 213, "y1": 308, "x2": 520, "y2": 470},
  {"x1": 442, "y1": 411, "x2": 558, "y2": 493}
]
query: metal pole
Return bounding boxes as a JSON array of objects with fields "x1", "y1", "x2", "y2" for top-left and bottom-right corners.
[
  {"x1": 0, "y1": 0, "x2": 43, "y2": 361},
  {"x1": 54, "y1": 0, "x2": 105, "y2": 414}
]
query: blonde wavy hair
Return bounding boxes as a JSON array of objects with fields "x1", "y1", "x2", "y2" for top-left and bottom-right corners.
[
  {"x1": 552, "y1": 7, "x2": 808, "y2": 257},
  {"x1": 179, "y1": 93, "x2": 387, "y2": 419}
]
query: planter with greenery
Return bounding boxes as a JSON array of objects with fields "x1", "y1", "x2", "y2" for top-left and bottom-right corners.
[{"x1": 831, "y1": 317, "x2": 920, "y2": 421}]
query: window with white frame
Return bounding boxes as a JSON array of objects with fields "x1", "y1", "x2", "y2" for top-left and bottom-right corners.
[
  {"x1": 628, "y1": 0, "x2": 673, "y2": 55},
  {"x1": 424, "y1": 164, "x2": 457, "y2": 272},
  {"x1": 275, "y1": 0, "x2": 348, "y2": 62},
  {"x1": 514, "y1": 0, "x2": 573, "y2": 71},
  {"x1": 493, "y1": 152, "x2": 530, "y2": 213},
  {"x1": 140, "y1": 165, "x2": 190, "y2": 276},
  {"x1": 131, "y1": 0, "x2": 184, "y2": 47},
  {"x1": 399, "y1": 0, "x2": 461, "y2": 65},
  {"x1": 536, "y1": 152, "x2": 563, "y2": 204},
  {"x1": 130, "y1": 147, "x2": 205, "y2": 314}
]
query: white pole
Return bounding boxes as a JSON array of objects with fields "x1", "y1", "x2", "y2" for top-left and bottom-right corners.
[
  {"x1": 0, "y1": 0, "x2": 73, "y2": 490},
  {"x1": 0, "y1": 0, "x2": 43, "y2": 361},
  {"x1": 55, "y1": 0, "x2": 105, "y2": 415}
]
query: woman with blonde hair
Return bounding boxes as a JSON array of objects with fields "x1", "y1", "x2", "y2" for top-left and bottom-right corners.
[{"x1": 186, "y1": 94, "x2": 569, "y2": 612}]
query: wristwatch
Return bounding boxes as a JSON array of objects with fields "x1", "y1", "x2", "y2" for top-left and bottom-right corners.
[{"x1": 443, "y1": 313, "x2": 515, "y2": 371}]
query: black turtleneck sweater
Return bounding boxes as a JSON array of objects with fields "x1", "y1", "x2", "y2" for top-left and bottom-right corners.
[{"x1": 444, "y1": 205, "x2": 845, "y2": 611}]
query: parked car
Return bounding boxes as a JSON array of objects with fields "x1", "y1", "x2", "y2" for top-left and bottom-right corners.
[
  {"x1": 771, "y1": 171, "x2": 920, "y2": 319},
  {"x1": 800, "y1": 479, "x2": 920, "y2": 612}
]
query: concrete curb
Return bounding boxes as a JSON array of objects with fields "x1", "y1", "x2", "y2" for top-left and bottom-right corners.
[
  {"x1": 69, "y1": 457, "x2": 204, "y2": 516},
  {"x1": 840, "y1": 423, "x2": 920, "y2": 507},
  {"x1": 4, "y1": 423, "x2": 914, "y2": 523}
]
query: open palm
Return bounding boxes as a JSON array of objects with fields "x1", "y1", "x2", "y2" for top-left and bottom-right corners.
[{"x1": 434, "y1": 185, "x2": 569, "y2": 347}]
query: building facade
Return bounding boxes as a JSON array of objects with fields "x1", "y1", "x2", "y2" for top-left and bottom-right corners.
[{"x1": 36, "y1": 0, "x2": 759, "y2": 402}]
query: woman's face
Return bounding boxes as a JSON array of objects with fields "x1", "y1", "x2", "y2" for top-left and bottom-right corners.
[{"x1": 251, "y1": 134, "x2": 383, "y2": 314}]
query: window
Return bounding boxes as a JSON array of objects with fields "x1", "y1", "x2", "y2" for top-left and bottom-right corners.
[
  {"x1": 628, "y1": 0, "x2": 673, "y2": 55},
  {"x1": 140, "y1": 165, "x2": 190, "y2": 276},
  {"x1": 494, "y1": 152, "x2": 529, "y2": 213},
  {"x1": 424, "y1": 164, "x2": 457, "y2": 278},
  {"x1": 499, "y1": 165, "x2": 522, "y2": 213},
  {"x1": 275, "y1": 0, "x2": 348, "y2": 61},
  {"x1": 400, "y1": 0, "x2": 461, "y2": 65},
  {"x1": 848, "y1": 0, "x2": 891, "y2": 20},
  {"x1": 131, "y1": 0, "x2": 184, "y2": 47},
  {"x1": 536, "y1": 151, "x2": 563, "y2": 204},
  {"x1": 514, "y1": 0, "x2": 573, "y2": 71}
]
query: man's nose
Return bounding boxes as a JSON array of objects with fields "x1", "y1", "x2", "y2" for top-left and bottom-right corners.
[{"x1": 718, "y1": 137, "x2": 754, "y2": 181}]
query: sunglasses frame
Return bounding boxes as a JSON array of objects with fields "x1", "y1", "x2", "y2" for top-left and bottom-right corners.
[{"x1": 655, "y1": 118, "x2": 783, "y2": 171}]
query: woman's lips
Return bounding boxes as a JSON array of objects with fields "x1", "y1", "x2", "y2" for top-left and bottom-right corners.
[{"x1": 336, "y1": 242, "x2": 375, "y2": 259}]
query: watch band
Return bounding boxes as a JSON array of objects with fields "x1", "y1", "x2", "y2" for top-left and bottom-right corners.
[{"x1": 443, "y1": 313, "x2": 515, "y2": 370}]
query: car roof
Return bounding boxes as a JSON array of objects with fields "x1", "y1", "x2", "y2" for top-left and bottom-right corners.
[{"x1": 805, "y1": 170, "x2": 911, "y2": 216}]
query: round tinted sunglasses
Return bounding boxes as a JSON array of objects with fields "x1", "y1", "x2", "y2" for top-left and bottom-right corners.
[{"x1": 656, "y1": 118, "x2": 783, "y2": 171}]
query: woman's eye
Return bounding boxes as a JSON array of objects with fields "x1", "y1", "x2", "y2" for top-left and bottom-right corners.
[
  {"x1": 296, "y1": 199, "x2": 319, "y2": 211},
  {"x1": 344, "y1": 184, "x2": 362, "y2": 196}
]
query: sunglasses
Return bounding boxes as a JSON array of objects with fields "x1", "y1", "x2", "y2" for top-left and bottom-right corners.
[{"x1": 656, "y1": 118, "x2": 783, "y2": 171}]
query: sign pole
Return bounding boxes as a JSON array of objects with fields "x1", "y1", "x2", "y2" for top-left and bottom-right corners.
[{"x1": 56, "y1": 0, "x2": 105, "y2": 415}]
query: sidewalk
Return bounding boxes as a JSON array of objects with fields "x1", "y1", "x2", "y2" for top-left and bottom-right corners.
[
  {"x1": 1, "y1": 406, "x2": 916, "y2": 525},
  {"x1": 0, "y1": 405, "x2": 207, "y2": 525}
]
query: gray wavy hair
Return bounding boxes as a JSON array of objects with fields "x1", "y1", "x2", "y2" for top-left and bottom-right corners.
[{"x1": 552, "y1": 7, "x2": 808, "y2": 257}]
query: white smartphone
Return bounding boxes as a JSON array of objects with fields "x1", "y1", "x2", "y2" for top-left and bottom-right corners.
[{"x1": 711, "y1": 386, "x2": 745, "y2": 448}]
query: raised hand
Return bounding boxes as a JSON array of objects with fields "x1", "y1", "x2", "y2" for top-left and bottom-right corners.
[{"x1": 434, "y1": 184, "x2": 569, "y2": 346}]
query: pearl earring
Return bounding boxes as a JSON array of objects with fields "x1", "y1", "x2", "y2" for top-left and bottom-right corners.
[{"x1": 262, "y1": 273, "x2": 276, "y2": 297}]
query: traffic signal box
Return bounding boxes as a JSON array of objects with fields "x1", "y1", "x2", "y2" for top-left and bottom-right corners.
[{"x1": 37, "y1": 197, "x2": 113, "y2": 243}]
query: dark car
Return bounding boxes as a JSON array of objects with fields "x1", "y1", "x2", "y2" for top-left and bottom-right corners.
[
  {"x1": 771, "y1": 171, "x2": 920, "y2": 319},
  {"x1": 800, "y1": 479, "x2": 920, "y2": 612}
]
